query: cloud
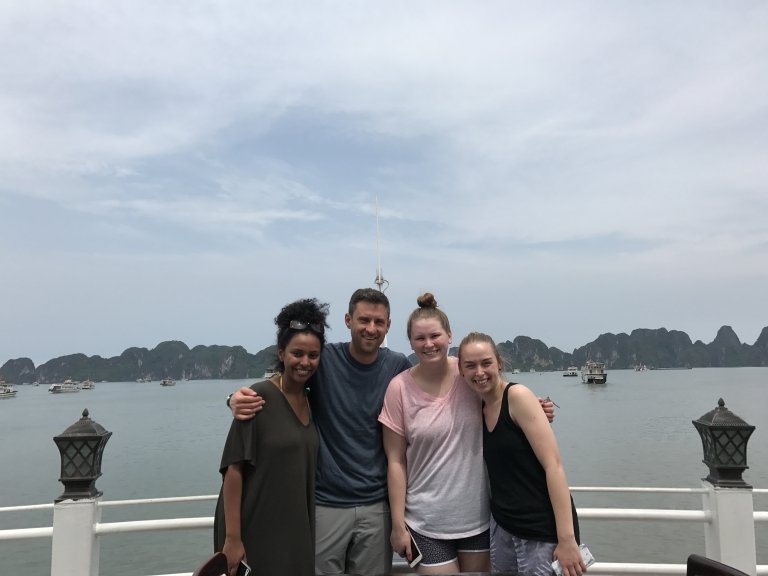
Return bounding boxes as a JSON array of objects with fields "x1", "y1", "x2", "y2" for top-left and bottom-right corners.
[{"x1": 1, "y1": 1, "x2": 768, "y2": 363}]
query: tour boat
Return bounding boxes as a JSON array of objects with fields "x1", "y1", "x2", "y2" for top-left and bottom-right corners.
[
  {"x1": 0, "y1": 382, "x2": 17, "y2": 399},
  {"x1": 581, "y1": 360, "x2": 607, "y2": 384},
  {"x1": 48, "y1": 379, "x2": 81, "y2": 393}
]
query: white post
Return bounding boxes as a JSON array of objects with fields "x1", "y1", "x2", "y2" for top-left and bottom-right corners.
[
  {"x1": 50, "y1": 497, "x2": 101, "y2": 576},
  {"x1": 701, "y1": 480, "x2": 756, "y2": 576}
]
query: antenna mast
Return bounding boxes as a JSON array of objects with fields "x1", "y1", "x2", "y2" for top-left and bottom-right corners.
[
  {"x1": 374, "y1": 196, "x2": 389, "y2": 348},
  {"x1": 374, "y1": 195, "x2": 389, "y2": 294}
]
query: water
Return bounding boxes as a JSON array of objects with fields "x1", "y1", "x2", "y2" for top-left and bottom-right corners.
[{"x1": 1, "y1": 369, "x2": 767, "y2": 575}]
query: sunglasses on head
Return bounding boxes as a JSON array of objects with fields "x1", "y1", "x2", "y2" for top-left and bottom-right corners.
[{"x1": 289, "y1": 320, "x2": 325, "y2": 334}]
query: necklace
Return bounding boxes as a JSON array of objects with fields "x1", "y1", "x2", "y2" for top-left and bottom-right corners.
[{"x1": 277, "y1": 372, "x2": 311, "y2": 422}]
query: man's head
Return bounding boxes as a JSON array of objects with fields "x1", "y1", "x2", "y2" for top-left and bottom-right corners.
[
  {"x1": 347, "y1": 288, "x2": 390, "y2": 317},
  {"x1": 345, "y1": 288, "x2": 391, "y2": 363}
]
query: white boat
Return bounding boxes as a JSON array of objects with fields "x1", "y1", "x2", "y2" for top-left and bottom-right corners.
[
  {"x1": 81, "y1": 379, "x2": 95, "y2": 390},
  {"x1": 581, "y1": 360, "x2": 607, "y2": 384},
  {"x1": 161, "y1": 377, "x2": 175, "y2": 386},
  {"x1": 563, "y1": 366, "x2": 579, "y2": 377},
  {"x1": 49, "y1": 379, "x2": 81, "y2": 393},
  {"x1": 263, "y1": 370, "x2": 277, "y2": 379},
  {"x1": 0, "y1": 382, "x2": 17, "y2": 399}
]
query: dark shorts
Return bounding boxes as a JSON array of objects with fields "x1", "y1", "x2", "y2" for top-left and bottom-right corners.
[{"x1": 409, "y1": 526, "x2": 490, "y2": 567}]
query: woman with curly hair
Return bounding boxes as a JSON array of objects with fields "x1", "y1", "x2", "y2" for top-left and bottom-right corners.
[{"x1": 214, "y1": 298, "x2": 329, "y2": 576}]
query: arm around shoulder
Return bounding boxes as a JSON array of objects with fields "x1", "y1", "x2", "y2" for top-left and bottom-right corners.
[{"x1": 230, "y1": 386, "x2": 265, "y2": 420}]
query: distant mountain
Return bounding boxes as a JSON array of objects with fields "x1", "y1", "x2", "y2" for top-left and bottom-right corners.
[
  {"x1": 492, "y1": 325, "x2": 768, "y2": 371},
  {"x1": 2, "y1": 325, "x2": 767, "y2": 384},
  {"x1": 0, "y1": 341, "x2": 278, "y2": 384}
]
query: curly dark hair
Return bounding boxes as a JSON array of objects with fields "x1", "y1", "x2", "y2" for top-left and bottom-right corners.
[{"x1": 273, "y1": 298, "x2": 330, "y2": 373}]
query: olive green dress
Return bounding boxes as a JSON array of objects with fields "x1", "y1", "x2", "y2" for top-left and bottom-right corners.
[{"x1": 214, "y1": 380, "x2": 318, "y2": 576}]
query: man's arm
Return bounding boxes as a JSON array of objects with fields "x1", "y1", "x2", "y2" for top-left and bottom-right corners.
[{"x1": 229, "y1": 387, "x2": 265, "y2": 420}]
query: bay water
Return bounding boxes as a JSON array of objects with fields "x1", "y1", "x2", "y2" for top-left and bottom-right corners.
[{"x1": 1, "y1": 367, "x2": 766, "y2": 575}]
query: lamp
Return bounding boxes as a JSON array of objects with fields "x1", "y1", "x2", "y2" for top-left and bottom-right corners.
[
  {"x1": 692, "y1": 398, "x2": 754, "y2": 488},
  {"x1": 53, "y1": 409, "x2": 112, "y2": 502}
]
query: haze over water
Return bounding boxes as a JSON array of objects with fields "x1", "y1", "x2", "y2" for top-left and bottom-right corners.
[{"x1": 1, "y1": 367, "x2": 766, "y2": 575}]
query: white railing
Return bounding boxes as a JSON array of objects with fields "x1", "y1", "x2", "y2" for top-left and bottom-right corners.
[{"x1": 1, "y1": 487, "x2": 766, "y2": 576}]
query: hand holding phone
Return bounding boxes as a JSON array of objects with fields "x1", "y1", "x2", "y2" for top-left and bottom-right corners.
[
  {"x1": 405, "y1": 527, "x2": 423, "y2": 568},
  {"x1": 236, "y1": 559, "x2": 251, "y2": 576},
  {"x1": 551, "y1": 543, "x2": 594, "y2": 576}
]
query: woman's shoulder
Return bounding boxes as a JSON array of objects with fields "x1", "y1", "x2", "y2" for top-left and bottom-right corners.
[
  {"x1": 387, "y1": 368, "x2": 413, "y2": 389},
  {"x1": 506, "y1": 381, "x2": 537, "y2": 402},
  {"x1": 251, "y1": 379, "x2": 279, "y2": 396}
]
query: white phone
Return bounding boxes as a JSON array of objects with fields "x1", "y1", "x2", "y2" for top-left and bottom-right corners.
[
  {"x1": 551, "y1": 543, "x2": 595, "y2": 576},
  {"x1": 406, "y1": 527, "x2": 423, "y2": 568}
]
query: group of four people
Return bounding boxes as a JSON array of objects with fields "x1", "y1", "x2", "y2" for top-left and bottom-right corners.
[{"x1": 213, "y1": 288, "x2": 585, "y2": 576}]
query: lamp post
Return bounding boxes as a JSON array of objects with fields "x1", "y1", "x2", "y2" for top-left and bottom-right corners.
[
  {"x1": 692, "y1": 397, "x2": 755, "y2": 488},
  {"x1": 693, "y1": 398, "x2": 757, "y2": 574},
  {"x1": 53, "y1": 408, "x2": 112, "y2": 502}
]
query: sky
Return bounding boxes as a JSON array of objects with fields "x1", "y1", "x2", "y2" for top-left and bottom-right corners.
[{"x1": 1, "y1": 2, "x2": 767, "y2": 367}]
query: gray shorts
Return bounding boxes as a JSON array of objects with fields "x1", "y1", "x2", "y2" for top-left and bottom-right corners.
[
  {"x1": 315, "y1": 501, "x2": 392, "y2": 575},
  {"x1": 490, "y1": 516, "x2": 557, "y2": 576}
]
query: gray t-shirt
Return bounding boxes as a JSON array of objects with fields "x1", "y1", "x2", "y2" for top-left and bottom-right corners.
[{"x1": 309, "y1": 342, "x2": 412, "y2": 506}]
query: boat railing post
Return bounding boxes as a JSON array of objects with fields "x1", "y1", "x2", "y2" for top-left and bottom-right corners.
[
  {"x1": 693, "y1": 399, "x2": 756, "y2": 576},
  {"x1": 50, "y1": 409, "x2": 112, "y2": 576},
  {"x1": 51, "y1": 497, "x2": 101, "y2": 576}
]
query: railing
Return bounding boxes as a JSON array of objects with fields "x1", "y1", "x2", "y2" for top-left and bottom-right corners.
[{"x1": 2, "y1": 487, "x2": 766, "y2": 576}]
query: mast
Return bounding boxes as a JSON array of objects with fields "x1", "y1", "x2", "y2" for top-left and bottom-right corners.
[
  {"x1": 374, "y1": 196, "x2": 389, "y2": 347},
  {"x1": 374, "y1": 195, "x2": 389, "y2": 294}
]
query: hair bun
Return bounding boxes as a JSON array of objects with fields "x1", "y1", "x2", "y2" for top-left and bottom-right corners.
[{"x1": 416, "y1": 292, "x2": 437, "y2": 309}]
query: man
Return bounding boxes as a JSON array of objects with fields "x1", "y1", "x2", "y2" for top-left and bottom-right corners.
[
  {"x1": 230, "y1": 288, "x2": 410, "y2": 574},
  {"x1": 229, "y1": 288, "x2": 555, "y2": 574}
]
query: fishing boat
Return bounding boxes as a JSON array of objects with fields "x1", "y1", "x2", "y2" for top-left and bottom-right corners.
[
  {"x1": 581, "y1": 360, "x2": 607, "y2": 384},
  {"x1": 161, "y1": 377, "x2": 175, "y2": 386},
  {"x1": 0, "y1": 382, "x2": 17, "y2": 398},
  {"x1": 563, "y1": 366, "x2": 579, "y2": 377},
  {"x1": 48, "y1": 379, "x2": 81, "y2": 393}
]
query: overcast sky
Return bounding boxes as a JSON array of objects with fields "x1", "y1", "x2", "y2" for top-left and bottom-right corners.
[{"x1": 1, "y1": 2, "x2": 767, "y2": 367}]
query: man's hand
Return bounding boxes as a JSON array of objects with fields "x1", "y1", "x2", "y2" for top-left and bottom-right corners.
[
  {"x1": 539, "y1": 397, "x2": 556, "y2": 423},
  {"x1": 231, "y1": 386, "x2": 265, "y2": 420}
]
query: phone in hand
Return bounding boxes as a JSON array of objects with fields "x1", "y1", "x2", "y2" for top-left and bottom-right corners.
[
  {"x1": 551, "y1": 543, "x2": 595, "y2": 576},
  {"x1": 236, "y1": 559, "x2": 251, "y2": 576},
  {"x1": 405, "y1": 527, "x2": 423, "y2": 568}
]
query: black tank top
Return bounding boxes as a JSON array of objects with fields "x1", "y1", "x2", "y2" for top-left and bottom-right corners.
[{"x1": 483, "y1": 382, "x2": 580, "y2": 542}]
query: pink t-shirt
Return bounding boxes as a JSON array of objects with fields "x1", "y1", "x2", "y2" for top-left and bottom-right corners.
[{"x1": 378, "y1": 368, "x2": 489, "y2": 538}]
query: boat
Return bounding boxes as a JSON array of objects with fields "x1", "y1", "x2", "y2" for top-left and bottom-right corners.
[
  {"x1": 262, "y1": 370, "x2": 277, "y2": 379},
  {"x1": 634, "y1": 364, "x2": 648, "y2": 371},
  {"x1": 161, "y1": 377, "x2": 175, "y2": 386},
  {"x1": 563, "y1": 366, "x2": 579, "y2": 377},
  {"x1": 81, "y1": 378, "x2": 95, "y2": 390},
  {"x1": 581, "y1": 360, "x2": 607, "y2": 384},
  {"x1": 49, "y1": 379, "x2": 81, "y2": 393},
  {"x1": 0, "y1": 382, "x2": 17, "y2": 399}
]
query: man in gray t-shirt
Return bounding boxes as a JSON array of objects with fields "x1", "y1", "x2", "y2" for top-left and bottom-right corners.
[{"x1": 230, "y1": 288, "x2": 410, "y2": 575}]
